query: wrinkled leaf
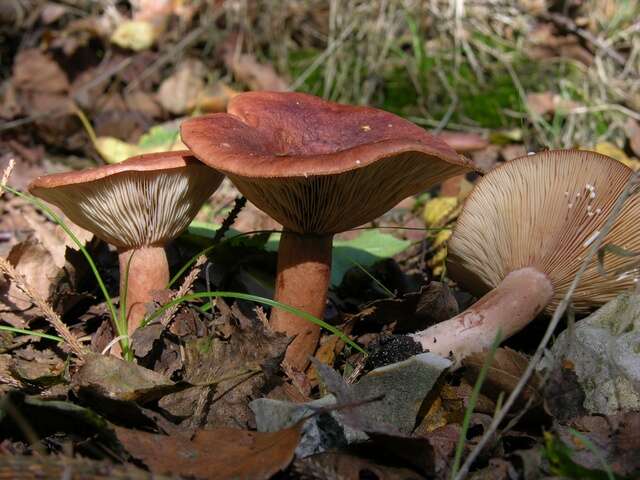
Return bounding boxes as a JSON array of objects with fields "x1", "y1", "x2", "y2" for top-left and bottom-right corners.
[
  {"x1": 116, "y1": 423, "x2": 302, "y2": 479},
  {"x1": 72, "y1": 354, "x2": 176, "y2": 403}
]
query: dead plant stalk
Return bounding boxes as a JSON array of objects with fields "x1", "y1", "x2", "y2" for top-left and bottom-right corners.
[
  {"x1": 0, "y1": 257, "x2": 86, "y2": 359},
  {"x1": 453, "y1": 169, "x2": 640, "y2": 480}
]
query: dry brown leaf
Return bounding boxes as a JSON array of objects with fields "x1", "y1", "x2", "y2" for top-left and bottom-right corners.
[
  {"x1": 224, "y1": 51, "x2": 288, "y2": 92},
  {"x1": 12, "y1": 49, "x2": 69, "y2": 93},
  {"x1": 625, "y1": 118, "x2": 640, "y2": 158},
  {"x1": 527, "y1": 92, "x2": 555, "y2": 116},
  {"x1": 464, "y1": 347, "x2": 541, "y2": 406},
  {"x1": 116, "y1": 423, "x2": 302, "y2": 479},
  {"x1": 157, "y1": 59, "x2": 206, "y2": 115},
  {"x1": 197, "y1": 82, "x2": 240, "y2": 113}
]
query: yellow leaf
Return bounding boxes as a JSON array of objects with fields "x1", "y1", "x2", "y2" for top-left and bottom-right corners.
[
  {"x1": 591, "y1": 142, "x2": 640, "y2": 170},
  {"x1": 95, "y1": 137, "x2": 142, "y2": 164},
  {"x1": 423, "y1": 197, "x2": 457, "y2": 226},
  {"x1": 111, "y1": 20, "x2": 156, "y2": 51}
]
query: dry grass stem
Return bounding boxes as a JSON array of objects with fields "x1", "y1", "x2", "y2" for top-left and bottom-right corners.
[
  {"x1": 1, "y1": 158, "x2": 15, "y2": 190},
  {"x1": 0, "y1": 257, "x2": 86, "y2": 359}
]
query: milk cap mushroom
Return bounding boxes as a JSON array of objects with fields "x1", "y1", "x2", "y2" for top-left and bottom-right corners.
[
  {"x1": 410, "y1": 150, "x2": 640, "y2": 361},
  {"x1": 181, "y1": 91, "x2": 473, "y2": 371},
  {"x1": 29, "y1": 151, "x2": 224, "y2": 349}
]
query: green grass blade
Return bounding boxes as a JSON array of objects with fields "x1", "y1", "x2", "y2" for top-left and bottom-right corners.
[
  {"x1": 0, "y1": 325, "x2": 64, "y2": 342},
  {"x1": 142, "y1": 290, "x2": 366, "y2": 354},
  {"x1": 450, "y1": 330, "x2": 502, "y2": 479}
]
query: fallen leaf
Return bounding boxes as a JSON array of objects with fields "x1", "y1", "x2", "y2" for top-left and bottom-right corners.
[
  {"x1": 543, "y1": 362, "x2": 587, "y2": 422},
  {"x1": 157, "y1": 59, "x2": 206, "y2": 115},
  {"x1": 111, "y1": 20, "x2": 156, "y2": 51},
  {"x1": 72, "y1": 354, "x2": 177, "y2": 403},
  {"x1": 12, "y1": 49, "x2": 69, "y2": 93},
  {"x1": 527, "y1": 92, "x2": 555, "y2": 116},
  {"x1": 500, "y1": 144, "x2": 528, "y2": 161},
  {"x1": 116, "y1": 423, "x2": 302, "y2": 479},
  {"x1": 159, "y1": 316, "x2": 288, "y2": 428},
  {"x1": 555, "y1": 412, "x2": 640, "y2": 477},
  {"x1": 423, "y1": 196, "x2": 457, "y2": 226},
  {"x1": 197, "y1": 82, "x2": 240, "y2": 113},
  {"x1": 433, "y1": 131, "x2": 488, "y2": 154},
  {"x1": 223, "y1": 49, "x2": 288, "y2": 91},
  {"x1": 591, "y1": 142, "x2": 640, "y2": 170},
  {"x1": 464, "y1": 347, "x2": 541, "y2": 407},
  {"x1": 625, "y1": 119, "x2": 640, "y2": 158}
]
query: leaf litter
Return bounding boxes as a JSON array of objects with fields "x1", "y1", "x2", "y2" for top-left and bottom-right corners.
[{"x1": 2, "y1": 1, "x2": 640, "y2": 479}]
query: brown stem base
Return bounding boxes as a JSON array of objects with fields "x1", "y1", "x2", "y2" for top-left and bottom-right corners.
[
  {"x1": 411, "y1": 267, "x2": 554, "y2": 362},
  {"x1": 271, "y1": 231, "x2": 333, "y2": 372},
  {"x1": 118, "y1": 246, "x2": 169, "y2": 339}
]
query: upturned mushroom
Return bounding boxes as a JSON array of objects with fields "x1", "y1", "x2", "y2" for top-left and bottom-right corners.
[
  {"x1": 409, "y1": 150, "x2": 640, "y2": 362},
  {"x1": 181, "y1": 91, "x2": 472, "y2": 371},
  {"x1": 29, "y1": 151, "x2": 224, "y2": 348}
]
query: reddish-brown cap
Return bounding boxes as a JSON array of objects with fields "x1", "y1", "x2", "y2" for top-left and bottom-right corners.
[
  {"x1": 29, "y1": 151, "x2": 224, "y2": 249},
  {"x1": 448, "y1": 150, "x2": 640, "y2": 313},
  {"x1": 181, "y1": 91, "x2": 473, "y2": 234}
]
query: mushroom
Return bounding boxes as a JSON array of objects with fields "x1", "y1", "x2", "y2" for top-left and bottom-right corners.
[
  {"x1": 409, "y1": 150, "x2": 640, "y2": 362},
  {"x1": 181, "y1": 91, "x2": 472, "y2": 371},
  {"x1": 29, "y1": 151, "x2": 224, "y2": 348}
]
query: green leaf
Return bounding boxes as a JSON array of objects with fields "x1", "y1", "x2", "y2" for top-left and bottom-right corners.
[{"x1": 266, "y1": 229, "x2": 411, "y2": 286}]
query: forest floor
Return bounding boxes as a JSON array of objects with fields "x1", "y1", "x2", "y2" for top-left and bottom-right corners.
[{"x1": 1, "y1": 1, "x2": 640, "y2": 479}]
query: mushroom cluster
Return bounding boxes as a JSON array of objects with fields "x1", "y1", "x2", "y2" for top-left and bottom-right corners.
[{"x1": 28, "y1": 91, "x2": 638, "y2": 373}]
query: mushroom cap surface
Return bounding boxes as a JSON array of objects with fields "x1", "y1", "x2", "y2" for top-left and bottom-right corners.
[
  {"x1": 29, "y1": 151, "x2": 224, "y2": 249},
  {"x1": 448, "y1": 150, "x2": 640, "y2": 313},
  {"x1": 181, "y1": 91, "x2": 472, "y2": 234}
]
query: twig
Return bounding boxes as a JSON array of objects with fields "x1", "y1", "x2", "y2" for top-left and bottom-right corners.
[
  {"x1": 0, "y1": 257, "x2": 86, "y2": 359},
  {"x1": 454, "y1": 170, "x2": 640, "y2": 480}
]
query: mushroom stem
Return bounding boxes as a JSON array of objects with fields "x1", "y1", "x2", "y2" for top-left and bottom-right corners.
[
  {"x1": 410, "y1": 267, "x2": 554, "y2": 361},
  {"x1": 272, "y1": 231, "x2": 332, "y2": 372},
  {"x1": 118, "y1": 246, "x2": 169, "y2": 338}
]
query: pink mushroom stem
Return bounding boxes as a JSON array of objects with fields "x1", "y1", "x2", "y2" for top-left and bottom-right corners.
[
  {"x1": 271, "y1": 231, "x2": 333, "y2": 372},
  {"x1": 118, "y1": 246, "x2": 170, "y2": 338},
  {"x1": 410, "y1": 267, "x2": 554, "y2": 361}
]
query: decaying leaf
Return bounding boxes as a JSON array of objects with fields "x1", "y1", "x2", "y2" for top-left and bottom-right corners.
[
  {"x1": 111, "y1": 20, "x2": 156, "y2": 51},
  {"x1": 157, "y1": 59, "x2": 206, "y2": 115},
  {"x1": 554, "y1": 412, "x2": 640, "y2": 477},
  {"x1": 116, "y1": 423, "x2": 302, "y2": 479},
  {"x1": 72, "y1": 354, "x2": 176, "y2": 403},
  {"x1": 223, "y1": 51, "x2": 289, "y2": 91},
  {"x1": 464, "y1": 347, "x2": 541, "y2": 407},
  {"x1": 12, "y1": 49, "x2": 69, "y2": 93}
]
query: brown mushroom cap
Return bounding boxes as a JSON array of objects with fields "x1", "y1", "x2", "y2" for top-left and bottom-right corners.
[
  {"x1": 181, "y1": 91, "x2": 472, "y2": 234},
  {"x1": 447, "y1": 149, "x2": 640, "y2": 313},
  {"x1": 29, "y1": 151, "x2": 224, "y2": 249}
]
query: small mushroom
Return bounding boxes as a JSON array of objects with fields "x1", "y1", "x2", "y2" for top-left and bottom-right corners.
[
  {"x1": 410, "y1": 150, "x2": 640, "y2": 362},
  {"x1": 29, "y1": 151, "x2": 224, "y2": 348},
  {"x1": 181, "y1": 91, "x2": 472, "y2": 371}
]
